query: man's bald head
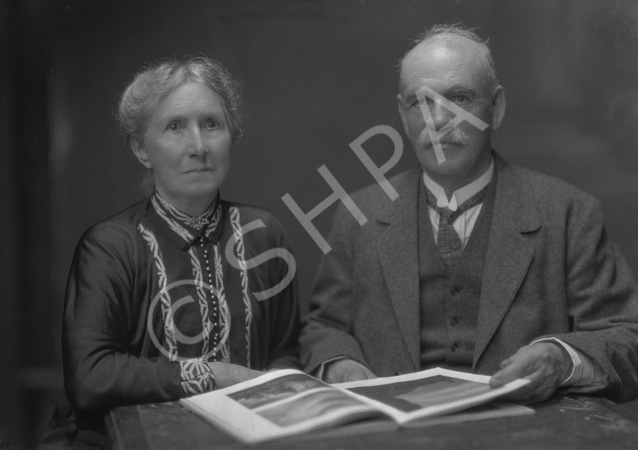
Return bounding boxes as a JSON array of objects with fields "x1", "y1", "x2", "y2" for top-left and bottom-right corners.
[{"x1": 399, "y1": 25, "x2": 499, "y2": 96}]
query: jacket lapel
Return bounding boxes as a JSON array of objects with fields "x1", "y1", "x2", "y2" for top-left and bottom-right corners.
[
  {"x1": 473, "y1": 154, "x2": 541, "y2": 368},
  {"x1": 375, "y1": 170, "x2": 422, "y2": 371}
]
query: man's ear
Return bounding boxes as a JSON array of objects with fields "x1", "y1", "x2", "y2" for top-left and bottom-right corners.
[
  {"x1": 490, "y1": 86, "x2": 506, "y2": 132},
  {"x1": 131, "y1": 139, "x2": 152, "y2": 169},
  {"x1": 397, "y1": 94, "x2": 409, "y2": 136}
]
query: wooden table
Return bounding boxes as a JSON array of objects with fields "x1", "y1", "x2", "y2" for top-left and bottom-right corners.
[{"x1": 107, "y1": 396, "x2": 638, "y2": 450}]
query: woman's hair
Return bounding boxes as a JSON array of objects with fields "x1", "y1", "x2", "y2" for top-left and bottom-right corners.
[{"x1": 117, "y1": 56, "x2": 242, "y2": 149}]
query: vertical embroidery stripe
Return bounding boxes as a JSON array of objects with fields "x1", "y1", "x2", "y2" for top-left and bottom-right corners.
[
  {"x1": 138, "y1": 224, "x2": 178, "y2": 361},
  {"x1": 229, "y1": 207, "x2": 253, "y2": 367},
  {"x1": 213, "y1": 244, "x2": 231, "y2": 362}
]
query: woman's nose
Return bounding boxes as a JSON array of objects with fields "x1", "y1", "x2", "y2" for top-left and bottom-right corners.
[{"x1": 188, "y1": 127, "x2": 207, "y2": 156}]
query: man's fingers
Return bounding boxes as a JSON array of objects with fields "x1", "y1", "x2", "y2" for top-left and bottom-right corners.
[
  {"x1": 490, "y1": 357, "x2": 528, "y2": 388},
  {"x1": 324, "y1": 359, "x2": 376, "y2": 383},
  {"x1": 490, "y1": 356, "x2": 516, "y2": 387},
  {"x1": 499, "y1": 356, "x2": 514, "y2": 369}
]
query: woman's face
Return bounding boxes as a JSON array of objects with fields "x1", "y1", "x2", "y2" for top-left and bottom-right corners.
[{"x1": 133, "y1": 82, "x2": 232, "y2": 216}]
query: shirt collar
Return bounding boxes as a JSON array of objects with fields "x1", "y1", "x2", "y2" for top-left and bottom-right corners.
[{"x1": 422, "y1": 157, "x2": 495, "y2": 211}]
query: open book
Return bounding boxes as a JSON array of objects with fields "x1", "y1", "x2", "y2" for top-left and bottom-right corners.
[{"x1": 180, "y1": 367, "x2": 532, "y2": 444}]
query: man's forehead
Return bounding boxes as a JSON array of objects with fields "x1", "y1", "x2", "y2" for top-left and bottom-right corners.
[
  {"x1": 400, "y1": 76, "x2": 473, "y2": 97},
  {"x1": 399, "y1": 36, "x2": 488, "y2": 95},
  {"x1": 402, "y1": 36, "x2": 480, "y2": 71}
]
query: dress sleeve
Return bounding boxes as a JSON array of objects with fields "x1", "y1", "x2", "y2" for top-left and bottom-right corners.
[
  {"x1": 62, "y1": 221, "x2": 183, "y2": 417},
  {"x1": 252, "y1": 213, "x2": 301, "y2": 370}
]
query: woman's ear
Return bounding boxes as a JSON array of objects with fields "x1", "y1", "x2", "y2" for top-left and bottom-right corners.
[{"x1": 131, "y1": 139, "x2": 152, "y2": 169}]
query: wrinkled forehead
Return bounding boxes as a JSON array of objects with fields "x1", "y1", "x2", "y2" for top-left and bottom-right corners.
[{"x1": 399, "y1": 35, "x2": 491, "y2": 97}]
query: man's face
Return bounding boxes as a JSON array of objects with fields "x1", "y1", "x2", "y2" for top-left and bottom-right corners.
[{"x1": 398, "y1": 36, "x2": 504, "y2": 186}]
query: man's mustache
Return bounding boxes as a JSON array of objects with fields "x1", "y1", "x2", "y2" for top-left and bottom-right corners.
[{"x1": 418, "y1": 126, "x2": 470, "y2": 147}]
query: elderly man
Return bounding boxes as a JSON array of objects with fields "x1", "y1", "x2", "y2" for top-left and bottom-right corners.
[{"x1": 300, "y1": 24, "x2": 638, "y2": 403}]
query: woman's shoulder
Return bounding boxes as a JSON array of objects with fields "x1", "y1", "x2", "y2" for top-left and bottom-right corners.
[
  {"x1": 220, "y1": 200, "x2": 290, "y2": 244},
  {"x1": 221, "y1": 200, "x2": 284, "y2": 228},
  {"x1": 80, "y1": 198, "x2": 151, "y2": 246}
]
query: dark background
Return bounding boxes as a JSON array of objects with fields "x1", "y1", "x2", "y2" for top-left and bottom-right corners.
[{"x1": 2, "y1": 0, "x2": 638, "y2": 447}]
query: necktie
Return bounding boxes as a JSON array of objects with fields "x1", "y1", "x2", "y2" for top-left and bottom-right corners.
[{"x1": 425, "y1": 186, "x2": 488, "y2": 273}]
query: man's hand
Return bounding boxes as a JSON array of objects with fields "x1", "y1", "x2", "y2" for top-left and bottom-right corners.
[
  {"x1": 323, "y1": 359, "x2": 376, "y2": 384},
  {"x1": 209, "y1": 362, "x2": 263, "y2": 389},
  {"x1": 489, "y1": 342, "x2": 572, "y2": 403}
]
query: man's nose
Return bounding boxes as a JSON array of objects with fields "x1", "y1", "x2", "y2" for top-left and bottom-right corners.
[{"x1": 427, "y1": 100, "x2": 453, "y2": 130}]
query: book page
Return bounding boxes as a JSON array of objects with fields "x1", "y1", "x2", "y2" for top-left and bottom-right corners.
[
  {"x1": 180, "y1": 369, "x2": 386, "y2": 443},
  {"x1": 335, "y1": 367, "x2": 530, "y2": 424}
]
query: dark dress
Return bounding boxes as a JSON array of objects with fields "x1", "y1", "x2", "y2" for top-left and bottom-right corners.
[{"x1": 44, "y1": 193, "x2": 300, "y2": 448}]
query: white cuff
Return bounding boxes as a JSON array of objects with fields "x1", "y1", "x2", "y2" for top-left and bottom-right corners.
[{"x1": 532, "y1": 338, "x2": 594, "y2": 386}]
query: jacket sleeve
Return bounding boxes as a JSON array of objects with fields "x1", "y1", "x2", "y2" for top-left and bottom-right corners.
[
  {"x1": 62, "y1": 222, "x2": 183, "y2": 418},
  {"x1": 548, "y1": 195, "x2": 638, "y2": 402},
  {"x1": 299, "y1": 203, "x2": 369, "y2": 374}
]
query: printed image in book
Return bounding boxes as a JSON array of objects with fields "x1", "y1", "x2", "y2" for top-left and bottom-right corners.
[
  {"x1": 180, "y1": 368, "x2": 532, "y2": 444},
  {"x1": 346, "y1": 374, "x2": 514, "y2": 412},
  {"x1": 227, "y1": 374, "x2": 370, "y2": 428}
]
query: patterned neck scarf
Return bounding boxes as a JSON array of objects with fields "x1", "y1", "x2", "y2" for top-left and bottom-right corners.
[{"x1": 151, "y1": 191, "x2": 223, "y2": 244}]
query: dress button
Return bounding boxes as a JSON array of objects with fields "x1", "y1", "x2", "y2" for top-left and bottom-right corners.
[
  {"x1": 451, "y1": 342, "x2": 460, "y2": 352},
  {"x1": 449, "y1": 317, "x2": 458, "y2": 327},
  {"x1": 450, "y1": 287, "x2": 460, "y2": 296}
]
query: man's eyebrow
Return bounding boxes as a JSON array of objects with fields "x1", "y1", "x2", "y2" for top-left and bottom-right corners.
[
  {"x1": 445, "y1": 87, "x2": 478, "y2": 96},
  {"x1": 421, "y1": 84, "x2": 476, "y2": 94}
]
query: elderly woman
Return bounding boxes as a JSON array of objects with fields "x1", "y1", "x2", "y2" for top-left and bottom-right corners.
[{"x1": 54, "y1": 56, "x2": 300, "y2": 447}]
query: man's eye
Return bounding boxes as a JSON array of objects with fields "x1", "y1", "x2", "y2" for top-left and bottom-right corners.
[
  {"x1": 451, "y1": 95, "x2": 471, "y2": 104},
  {"x1": 412, "y1": 97, "x2": 431, "y2": 107}
]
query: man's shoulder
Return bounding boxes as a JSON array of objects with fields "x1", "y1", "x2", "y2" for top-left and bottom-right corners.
[
  {"x1": 349, "y1": 169, "x2": 421, "y2": 214},
  {"x1": 498, "y1": 156, "x2": 598, "y2": 207}
]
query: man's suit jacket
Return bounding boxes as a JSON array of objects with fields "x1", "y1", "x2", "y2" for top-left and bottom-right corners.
[{"x1": 300, "y1": 153, "x2": 638, "y2": 402}]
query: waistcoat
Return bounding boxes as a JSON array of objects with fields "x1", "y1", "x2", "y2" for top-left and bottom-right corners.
[{"x1": 418, "y1": 177, "x2": 496, "y2": 370}]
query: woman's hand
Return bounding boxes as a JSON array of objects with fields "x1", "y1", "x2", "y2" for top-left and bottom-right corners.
[{"x1": 208, "y1": 362, "x2": 264, "y2": 389}]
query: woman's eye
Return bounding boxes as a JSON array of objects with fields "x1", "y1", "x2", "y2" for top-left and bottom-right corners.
[
  {"x1": 205, "y1": 119, "x2": 218, "y2": 129},
  {"x1": 167, "y1": 122, "x2": 181, "y2": 131}
]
